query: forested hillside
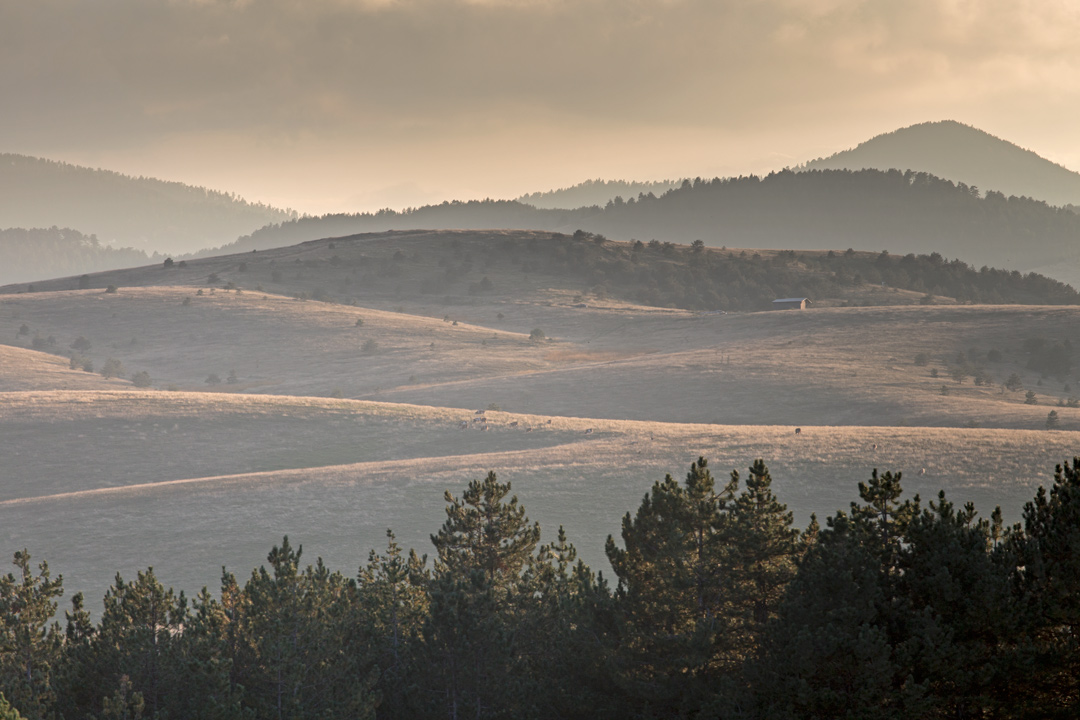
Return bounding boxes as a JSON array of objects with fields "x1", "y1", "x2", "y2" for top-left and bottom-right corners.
[
  {"x1": 217, "y1": 169, "x2": 1080, "y2": 279},
  {"x1": 804, "y1": 120, "x2": 1080, "y2": 208},
  {"x1": 516, "y1": 178, "x2": 680, "y2": 209},
  {"x1": 0, "y1": 154, "x2": 294, "y2": 254},
  {"x1": 2, "y1": 456, "x2": 1078, "y2": 719},
  {"x1": 0, "y1": 228, "x2": 150, "y2": 286}
]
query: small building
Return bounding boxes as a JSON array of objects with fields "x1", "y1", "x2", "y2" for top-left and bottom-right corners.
[{"x1": 772, "y1": 297, "x2": 811, "y2": 310}]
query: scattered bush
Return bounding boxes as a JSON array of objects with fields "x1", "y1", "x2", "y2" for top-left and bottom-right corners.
[
  {"x1": 913, "y1": 352, "x2": 930, "y2": 366},
  {"x1": 207, "y1": 273, "x2": 219, "y2": 284},
  {"x1": 1005, "y1": 373, "x2": 1024, "y2": 391},
  {"x1": 182, "y1": 297, "x2": 192, "y2": 306},
  {"x1": 355, "y1": 318, "x2": 364, "y2": 327},
  {"x1": 1046, "y1": 410, "x2": 1060, "y2": 429},
  {"x1": 100, "y1": 358, "x2": 126, "y2": 379},
  {"x1": 529, "y1": 328, "x2": 546, "y2": 342},
  {"x1": 206, "y1": 373, "x2": 222, "y2": 385},
  {"x1": 17, "y1": 324, "x2": 29, "y2": 337},
  {"x1": 163, "y1": 257, "x2": 174, "y2": 268},
  {"x1": 1025, "y1": 390, "x2": 1038, "y2": 405},
  {"x1": 362, "y1": 339, "x2": 379, "y2": 355},
  {"x1": 70, "y1": 336, "x2": 91, "y2": 353},
  {"x1": 131, "y1": 371, "x2": 152, "y2": 388},
  {"x1": 104, "y1": 285, "x2": 117, "y2": 294}
]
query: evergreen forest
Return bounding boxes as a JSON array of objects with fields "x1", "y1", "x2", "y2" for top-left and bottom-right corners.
[{"x1": 2, "y1": 457, "x2": 1079, "y2": 719}]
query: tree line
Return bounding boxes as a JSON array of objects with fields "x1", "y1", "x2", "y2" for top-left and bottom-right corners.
[
  {"x1": 2, "y1": 456, "x2": 1078, "y2": 719},
  {"x1": 216, "y1": 168, "x2": 1080, "y2": 276}
]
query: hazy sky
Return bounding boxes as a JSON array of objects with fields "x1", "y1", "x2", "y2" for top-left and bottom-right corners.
[{"x1": 5, "y1": 0, "x2": 1080, "y2": 214}]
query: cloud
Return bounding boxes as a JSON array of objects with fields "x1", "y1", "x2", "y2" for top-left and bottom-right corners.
[{"x1": 3, "y1": 0, "x2": 1079, "y2": 209}]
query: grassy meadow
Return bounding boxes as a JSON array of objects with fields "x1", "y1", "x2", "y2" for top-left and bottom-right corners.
[{"x1": 0, "y1": 231, "x2": 1078, "y2": 609}]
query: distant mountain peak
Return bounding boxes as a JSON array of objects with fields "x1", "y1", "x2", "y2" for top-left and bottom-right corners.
[{"x1": 803, "y1": 121, "x2": 1080, "y2": 207}]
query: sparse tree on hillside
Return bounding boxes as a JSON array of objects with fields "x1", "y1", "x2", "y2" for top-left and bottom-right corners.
[
  {"x1": 1025, "y1": 391, "x2": 1039, "y2": 405},
  {"x1": 131, "y1": 372, "x2": 151, "y2": 388},
  {"x1": 1006, "y1": 373, "x2": 1024, "y2": 392},
  {"x1": 100, "y1": 358, "x2": 125, "y2": 379}
]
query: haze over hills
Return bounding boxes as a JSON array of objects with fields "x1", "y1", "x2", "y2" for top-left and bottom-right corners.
[
  {"x1": 215, "y1": 169, "x2": 1080, "y2": 284},
  {"x1": 516, "y1": 178, "x2": 680, "y2": 209},
  {"x1": 0, "y1": 227, "x2": 152, "y2": 286},
  {"x1": 0, "y1": 153, "x2": 295, "y2": 255},
  {"x1": 803, "y1": 120, "x2": 1080, "y2": 208}
]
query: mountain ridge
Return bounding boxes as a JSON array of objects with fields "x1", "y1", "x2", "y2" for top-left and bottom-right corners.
[{"x1": 802, "y1": 120, "x2": 1080, "y2": 207}]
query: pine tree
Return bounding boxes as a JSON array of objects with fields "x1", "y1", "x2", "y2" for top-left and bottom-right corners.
[
  {"x1": 0, "y1": 551, "x2": 63, "y2": 720},
  {"x1": 232, "y1": 537, "x2": 378, "y2": 720},
  {"x1": 357, "y1": 530, "x2": 429, "y2": 719},
  {"x1": 604, "y1": 458, "x2": 737, "y2": 717},
  {"x1": 422, "y1": 471, "x2": 541, "y2": 719},
  {"x1": 1007, "y1": 458, "x2": 1080, "y2": 716}
]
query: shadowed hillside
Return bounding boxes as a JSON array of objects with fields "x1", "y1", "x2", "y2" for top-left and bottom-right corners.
[
  {"x1": 804, "y1": 120, "x2": 1080, "y2": 208},
  {"x1": 516, "y1": 177, "x2": 680, "y2": 209},
  {"x1": 213, "y1": 170, "x2": 1080, "y2": 281},
  {"x1": 0, "y1": 153, "x2": 295, "y2": 254},
  {"x1": 0, "y1": 227, "x2": 151, "y2": 285}
]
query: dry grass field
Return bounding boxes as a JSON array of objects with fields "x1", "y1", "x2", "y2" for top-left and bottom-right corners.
[{"x1": 1, "y1": 231, "x2": 1078, "y2": 609}]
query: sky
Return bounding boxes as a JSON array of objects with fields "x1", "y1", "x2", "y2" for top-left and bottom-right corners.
[{"x1": 5, "y1": 0, "x2": 1080, "y2": 215}]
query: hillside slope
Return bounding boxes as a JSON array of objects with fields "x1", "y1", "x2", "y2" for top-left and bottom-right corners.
[
  {"x1": 0, "y1": 153, "x2": 294, "y2": 254},
  {"x1": 804, "y1": 120, "x2": 1080, "y2": 208},
  {"x1": 215, "y1": 171, "x2": 1080, "y2": 280},
  {"x1": 0, "y1": 227, "x2": 151, "y2": 285}
]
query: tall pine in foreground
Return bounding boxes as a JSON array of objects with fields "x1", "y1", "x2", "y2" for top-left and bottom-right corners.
[
  {"x1": 421, "y1": 471, "x2": 541, "y2": 719},
  {"x1": 606, "y1": 459, "x2": 800, "y2": 719}
]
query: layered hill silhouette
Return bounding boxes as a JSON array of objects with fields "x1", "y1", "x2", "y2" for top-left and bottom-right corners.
[
  {"x1": 8, "y1": 229, "x2": 1078, "y2": 311},
  {"x1": 0, "y1": 153, "x2": 294, "y2": 255},
  {"x1": 803, "y1": 120, "x2": 1080, "y2": 208},
  {"x1": 217, "y1": 169, "x2": 1080, "y2": 281},
  {"x1": 516, "y1": 178, "x2": 680, "y2": 209},
  {"x1": 0, "y1": 227, "x2": 151, "y2": 286}
]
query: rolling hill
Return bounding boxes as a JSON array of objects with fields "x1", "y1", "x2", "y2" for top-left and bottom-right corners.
[
  {"x1": 3, "y1": 229, "x2": 1080, "y2": 610},
  {"x1": 0, "y1": 227, "x2": 152, "y2": 286},
  {"x1": 213, "y1": 170, "x2": 1080, "y2": 283},
  {"x1": 803, "y1": 120, "x2": 1080, "y2": 208},
  {"x1": 0, "y1": 153, "x2": 295, "y2": 255}
]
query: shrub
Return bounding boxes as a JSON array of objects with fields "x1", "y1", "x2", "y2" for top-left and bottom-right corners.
[
  {"x1": 207, "y1": 273, "x2": 219, "y2": 284},
  {"x1": 131, "y1": 371, "x2": 152, "y2": 388},
  {"x1": 70, "y1": 336, "x2": 91, "y2": 353},
  {"x1": 913, "y1": 352, "x2": 930, "y2": 366},
  {"x1": 529, "y1": 328, "x2": 546, "y2": 342},
  {"x1": 105, "y1": 285, "x2": 118, "y2": 294},
  {"x1": 17, "y1": 324, "x2": 29, "y2": 337},
  {"x1": 1047, "y1": 410, "x2": 1060, "y2": 429},
  {"x1": 1025, "y1": 390, "x2": 1038, "y2": 405},
  {"x1": 196, "y1": 289, "x2": 204, "y2": 296},
  {"x1": 486, "y1": 403, "x2": 501, "y2": 411},
  {"x1": 81, "y1": 359, "x2": 93, "y2": 373},
  {"x1": 163, "y1": 257, "x2": 174, "y2": 268},
  {"x1": 940, "y1": 385, "x2": 949, "y2": 396},
  {"x1": 178, "y1": 260, "x2": 187, "y2": 268},
  {"x1": 1005, "y1": 373, "x2": 1023, "y2": 392},
  {"x1": 206, "y1": 373, "x2": 222, "y2": 385},
  {"x1": 101, "y1": 358, "x2": 126, "y2": 379},
  {"x1": 227, "y1": 369, "x2": 239, "y2": 385},
  {"x1": 31, "y1": 336, "x2": 57, "y2": 352},
  {"x1": 362, "y1": 339, "x2": 379, "y2": 354},
  {"x1": 355, "y1": 318, "x2": 364, "y2": 327},
  {"x1": 182, "y1": 297, "x2": 192, "y2": 306}
]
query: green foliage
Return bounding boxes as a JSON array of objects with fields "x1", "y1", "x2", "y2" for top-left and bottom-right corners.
[
  {"x1": 0, "y1": 551, "x2": 64, "y2": 720},
  {"x1": 1006, "y1": 373, "x2": 1024, "y2": 391},
  {"x1": 1047, "y1": 410, "x2": 1060, "y2": 429},
  {"x1": 1025, "y1": 390, "x2": 1038, "y2": 405},
  {"x1": 529, "y1": 328, "x2": 545, "y2": 341}
]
